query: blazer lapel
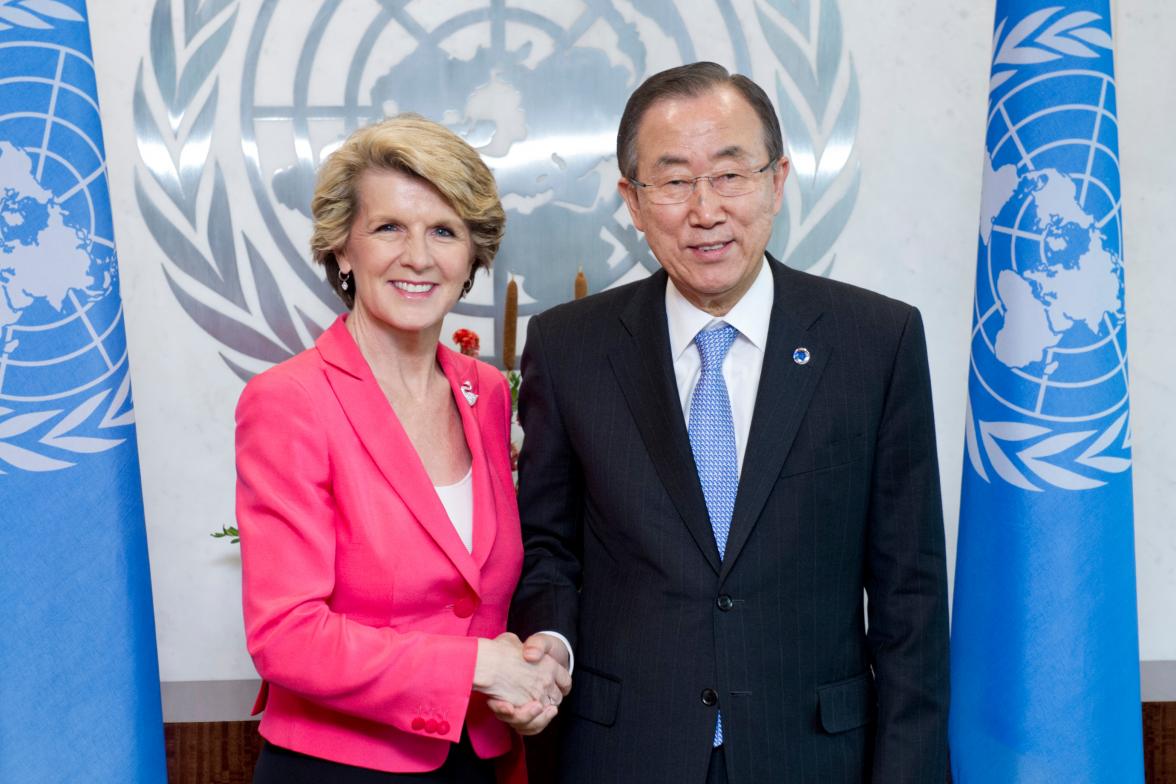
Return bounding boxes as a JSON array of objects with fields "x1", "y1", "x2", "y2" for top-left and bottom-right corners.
[
  {"x1": 437, "y1": 347, "x2": 499, "y2": 569},
  {"x1": 720, "y1": 258, "x2": 830, "y2": 581},
  {"x1": 316, "y1": 317, "x2": 482, "y2": 595},
  {"x1": 609, "y1": 271, "x2": 721, "y2": 575}
]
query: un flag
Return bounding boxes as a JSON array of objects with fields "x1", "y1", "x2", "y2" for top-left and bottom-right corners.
[
  {"x1": 950, "y1": 1, "x2": 1145, "y2": 782},
  {"x1": 0, "y1": 2, "x2": 167, "y2": 781}
]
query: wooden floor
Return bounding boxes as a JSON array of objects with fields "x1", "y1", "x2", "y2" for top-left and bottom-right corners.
[
  {"x1": 166, "y1": 721, "x2": 263, "y2": 784},
  {"x1": 166, "y1": 702, "x2": 1176, "y2": 783},
  {"x1": 1149, "y1": 703, "x2": 1176, "y2": 784}
]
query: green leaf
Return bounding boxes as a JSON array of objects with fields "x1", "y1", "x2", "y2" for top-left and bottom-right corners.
[
  {"x1": 211, "y1": 524, "x2": 240, "y2": 543},
  {"x1": 507, "y1": 370, "x2": 521, "y2": 413}
]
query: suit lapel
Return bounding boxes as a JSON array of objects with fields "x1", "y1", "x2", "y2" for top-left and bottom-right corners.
[
  {"x1": 720, "y1": 259, "x2": 830, "y2": 581},
  {"x1": 316, "y1": 318, "x2": 482, "y2": 595},
  {"x1": 437, "y1": 347, "x2": 499, "y2": 569},
  {"x1": 609, "y1": 270, "x2": 721, "y2": 575}
]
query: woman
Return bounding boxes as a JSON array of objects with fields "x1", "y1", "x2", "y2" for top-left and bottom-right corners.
[{"x1": 236, "y1": 115, "x2": 566, "y2": 783}]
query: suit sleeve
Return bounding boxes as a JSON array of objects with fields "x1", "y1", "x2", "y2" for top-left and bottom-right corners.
[
  {"x1": 509, "y1": 315, "x2": 584, "y2": 649},
  {"x1": 236, "y1": 370, "x2": 476, "y2": 741},
  {"x1": 864, "y1": 307, "x2": 950, "y2": 782}
]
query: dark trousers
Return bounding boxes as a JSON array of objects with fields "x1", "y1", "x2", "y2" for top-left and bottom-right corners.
[
  {"x1": 253, "y1": 732, "x2": 495, "y2": 784},
  {"x1": 706, "y1": 745, "x2": 727, "y2": 784},
  {"x1": 525, "y1": 738, "x2": 726, "y2": 783}
]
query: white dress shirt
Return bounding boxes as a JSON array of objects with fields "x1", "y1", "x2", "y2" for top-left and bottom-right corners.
[{"x1": 665, "y1": 257, "x2": 774, "y2": 475}]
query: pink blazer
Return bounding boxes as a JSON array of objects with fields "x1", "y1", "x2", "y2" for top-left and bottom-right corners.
[{"x1": 236, "y1": 315, "x2": 524, "y2": 774}]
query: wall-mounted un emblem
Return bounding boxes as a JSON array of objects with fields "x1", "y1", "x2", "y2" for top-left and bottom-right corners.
[
  {"x1": 135, "y1": 0, "x2": 859, "y2": 374},
  {"x1": 0, "y1": 20, "x2": 135, "y2": 473},
  {"x1": 965, "y1": 8, "x2": 1130, "y2": 492}
]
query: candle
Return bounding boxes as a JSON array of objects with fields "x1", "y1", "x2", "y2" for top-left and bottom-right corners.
[
  {"x1": 574, "y1": 268, "x2": 588, "y2": 300},
  {"x1": 502, "y1": 277, "x2": 518, "y2": 371}
]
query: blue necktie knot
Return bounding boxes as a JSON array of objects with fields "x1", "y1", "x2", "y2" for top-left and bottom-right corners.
[{"x1": 694, "y1": 323, "x2": 738, "y2": 371}]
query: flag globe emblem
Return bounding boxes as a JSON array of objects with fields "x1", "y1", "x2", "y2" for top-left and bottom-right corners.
[
  {"x1": 973, "y1": 68, "x2": 1127, "y2": 424},
  {"x1": 0, "y1": 40, "x2": 132, "y2": 472},
  {"x1": 967, "y1": 65, "x2": 1131, "y2": 491}
]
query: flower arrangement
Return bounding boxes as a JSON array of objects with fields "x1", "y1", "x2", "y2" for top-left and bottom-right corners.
[{"x1": 452, "y1": 328, "x2": 480, "y2": 357}]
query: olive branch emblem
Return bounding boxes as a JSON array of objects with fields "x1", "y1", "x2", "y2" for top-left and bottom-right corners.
[
  {"x1": 0, "y1": 378, "x2": 134, "y2": 473},
  {"x1": 988, "y1": 7, "x2": 1113, "y2": 92},
  {"x1": 964, "y1": 400, "x2": 1131, "y2": 492},
  {"x1": 756, "y1": 0, "x2": 860, "y2": 274},
  {"x1": 134, "y1": 0, "x2": 318, "y2": 382},
  {"x1": 0, "y1": 0, "x2": 82, "y2": 31}
]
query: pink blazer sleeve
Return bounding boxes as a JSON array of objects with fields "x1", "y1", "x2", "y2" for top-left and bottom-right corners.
[{"x1": 235, "y1": 368, "x2": 478, "y2": 738}]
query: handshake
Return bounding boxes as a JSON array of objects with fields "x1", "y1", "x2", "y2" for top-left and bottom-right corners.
[{"x1": 473, "y1": 632, "x2": 572, "y2": 735}]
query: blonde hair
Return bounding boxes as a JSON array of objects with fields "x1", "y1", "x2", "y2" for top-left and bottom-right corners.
[{"x1": 310, "y1": 114, "x2": 505, "y2": 308}]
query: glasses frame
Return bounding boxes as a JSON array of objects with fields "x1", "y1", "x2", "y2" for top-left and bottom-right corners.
[{"x1": 627, "y1": 160, "x2": 778, "y2": 205}]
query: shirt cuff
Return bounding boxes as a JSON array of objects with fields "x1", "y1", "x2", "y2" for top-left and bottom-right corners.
[{"x1": 537, "y1": 631, "x2": 574, "y2": 675}]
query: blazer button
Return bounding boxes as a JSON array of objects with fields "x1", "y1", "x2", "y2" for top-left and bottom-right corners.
[
  {"x1": 701, "y1": 688, "x2": 719, "y2": 706},
  {"x1": 425, "y1": 718, "x2": 439, "y2": 733},
  {"x1": 411, "y1": 717, "x2": 425, "y2": 731},
  {"x1": 716, "y1": 594, "x2": 734, "y2": 611},
  {"x1": 453, "y1": 596, "x2": 478, "y2": 618},
  {"x1": 437, "y1": 720, "x2": 451, "y2": 735}
]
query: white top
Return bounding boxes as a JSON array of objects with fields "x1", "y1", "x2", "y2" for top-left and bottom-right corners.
[
  {"x1": 434, "y1": 467, "x2": 474, "y2": 553},
  {"x1": 665, "y1": 257, "x2": 774, "y2": 475}
]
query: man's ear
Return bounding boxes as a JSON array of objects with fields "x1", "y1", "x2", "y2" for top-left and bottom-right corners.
[
  {"x1": 770, "y1": 156, "x2": 789, "y2": 215},
  {"x1": 617, "y1": 177, "x2": 645, "y2": 233}
]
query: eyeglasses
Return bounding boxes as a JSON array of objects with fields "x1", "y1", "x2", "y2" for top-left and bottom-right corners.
[{"x1": 627, "y1": 161, "x2": 777, "y2": 205}]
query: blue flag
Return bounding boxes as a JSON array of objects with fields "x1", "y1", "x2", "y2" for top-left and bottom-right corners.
[
  {"x1": 0, "y1": 1, "x2": 166, "y2": 781},
  {"x1": 950, "y1": 2, "x2": 1144, "y2": 781}
]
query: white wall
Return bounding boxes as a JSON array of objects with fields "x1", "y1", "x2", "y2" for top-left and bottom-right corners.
[
  {"x1": 1115, "y1": 0, "x2": 1176, "y2": 662},
  {"x1": 87, "y1": 0, "x2": 1176, "y2": 685}
]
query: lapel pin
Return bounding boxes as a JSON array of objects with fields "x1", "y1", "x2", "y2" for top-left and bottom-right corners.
[
  {"x1": 460, "y1": 381, "x2": 478, "y2": 406},
  {"x1": 792, "y1": 347, "x2": 811, "y2": 365}
]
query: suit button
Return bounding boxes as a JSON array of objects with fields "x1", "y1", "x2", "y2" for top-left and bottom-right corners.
[
  {"x1": 716, "y1": 594, "x2": 734, "y2": 611},
  {"x1": 437, "y1": 720, "x2": 451, "y2": 735},
  {"x1": 453, "y1": 596, "x2": 477, "y2": 618},
  {"x1": 425, "y1": 718, "x2": 439, "y2": 733},
  {"x1": 701, "y1": 688, "x2": 718, "y2": 706},
  {"x1": 411, "y1": 717, "x2": 425, "y2": 731}
]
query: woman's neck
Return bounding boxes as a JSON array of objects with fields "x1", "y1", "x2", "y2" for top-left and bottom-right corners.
[{"x1": 345, "y1": 310, "x2": 443, "y2": 401}]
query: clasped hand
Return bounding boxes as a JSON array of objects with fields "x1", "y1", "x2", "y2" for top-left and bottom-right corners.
[{"x1": 473, "y1": 632, "x2": 571, "y2": 735}]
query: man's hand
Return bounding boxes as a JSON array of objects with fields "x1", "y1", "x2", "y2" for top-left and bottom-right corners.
[
  {"x1": 522, "y1": 632, "x2": 572, "y2": 672},
  {"x1": 486, "y1": 633, "x2": 572, "y2": 735},
  {"x1": 486, "y1": 698, "x2": 558, "y2": 735}
]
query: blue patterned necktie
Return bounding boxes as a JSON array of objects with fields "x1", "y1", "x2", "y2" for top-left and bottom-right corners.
[{"x1": 687, "y1": 322, "x2": 739, "y2": 747}]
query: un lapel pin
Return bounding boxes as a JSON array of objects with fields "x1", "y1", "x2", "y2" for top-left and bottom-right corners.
[{"x1": 792, "y1": 347, "x2": 811, "y2": 365}]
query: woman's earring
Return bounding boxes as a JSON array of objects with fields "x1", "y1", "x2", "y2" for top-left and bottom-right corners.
[
  {"x1": 338, "y1": 268, "x2": 352, "y2": 292},
  {"x1": 461, "y1": 276, "x2": 474, "y2": 296}
]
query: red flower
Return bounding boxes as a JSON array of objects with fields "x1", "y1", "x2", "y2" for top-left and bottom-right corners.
[{"x1": 452, "y1": 328, "x2": 480, "y2": 357}]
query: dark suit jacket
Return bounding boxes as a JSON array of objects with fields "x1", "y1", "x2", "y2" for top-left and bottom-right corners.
[{"x1": 510, "y1": 257, "x2": 949, "y2": 783}]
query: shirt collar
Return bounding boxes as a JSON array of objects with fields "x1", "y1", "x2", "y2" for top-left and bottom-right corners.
[{"x1": 665, "y1": 257, "x2": 774, "y2": 360}]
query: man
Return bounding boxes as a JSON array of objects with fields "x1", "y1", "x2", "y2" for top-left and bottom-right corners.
[{"x1": 506, "y1": 62, "x2": 949, "y2": 783}]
